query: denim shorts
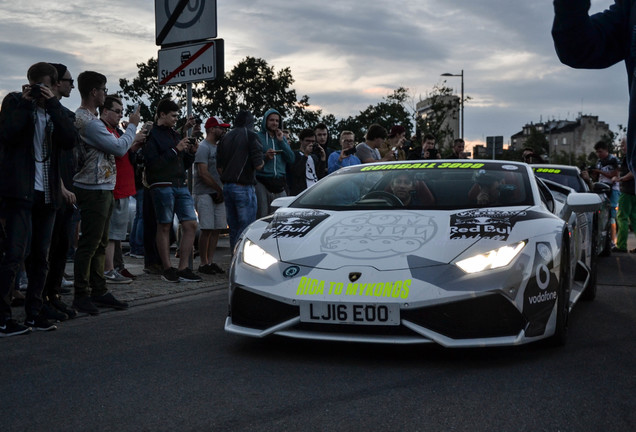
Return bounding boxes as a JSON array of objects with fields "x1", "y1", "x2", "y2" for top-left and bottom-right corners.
[{"x1": 150, "y1": 186, "x2": 197, "y2": 224}]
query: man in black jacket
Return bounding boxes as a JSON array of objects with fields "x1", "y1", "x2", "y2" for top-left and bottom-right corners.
[
  {"x1": 143, "y1": 99, "x2": 201, "y2": 283},
  {"x1": 0, "y1": 62, "x2": 78, "y2": 336},
  {"x1": 216, "y1": 111, "x2": 264, "y2": 251},
  {"x1": 552, "y1": 0, "x2": 636, "y2": 175}
]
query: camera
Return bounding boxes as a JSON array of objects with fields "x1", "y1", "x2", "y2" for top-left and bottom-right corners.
[
  {"x1": 344, "y1": 147, "x2": 357, "y2": 156},
  {"x1": 427, "y1": 148, "x2": 438, "y2": 158},
  {"x1": 29, "y1": 83, "x2": 44, "y2": 99},
  {"x1": 194, "y1": 117, "x2": 203, "y2": 124},
  {"x1": 187, "y1": 137, "x2": 198, "y2": 145}
]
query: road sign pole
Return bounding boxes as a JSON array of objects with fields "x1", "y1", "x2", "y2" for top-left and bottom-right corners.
[{"x1": 186, "y1": 81, "x2": 194, "y2": 269}]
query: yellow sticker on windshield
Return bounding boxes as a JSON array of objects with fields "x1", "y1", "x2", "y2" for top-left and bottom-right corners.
[
  {"x1": 533, "y1": 168, "x2": 562, "y2": 174},
  {"x1": 360, "y1": 162, "x2": 484, "y2": 171}
]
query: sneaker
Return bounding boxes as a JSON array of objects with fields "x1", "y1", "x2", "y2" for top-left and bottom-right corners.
[
  {"x1": 72, "y1": 297, "x2": 100, "y2": 315},
  {"x1": 25, "y1": 315, "x2": 57, "y2": 332},
  {"x1": 209, "y1": 263, "x2": 225, "y2": 274},
  {"x1": 198, "y1": 264, "x2": 216, "y2": 275},
  {"x1": 118, "y1": 268, "x2": 137, "y2": 280},
  {"x1": 42, "y1": 303, "x2": 68, "y2": 322},
  {"x1": 630, "y1": 248, "x2": 636, "y2": 254},
  {"x1": 91, "y1": 292, "x2": 129, "y2": 310},
  {"x1": 0, "y1": 319, "x2": 32, "y2": 337},
  {"x1": 50, "y1": 296, "x2": 77, "y2": 319},
  {"x1": 177, "y1": 267, "x2": 202, "y2": 282},
  {"x1": 162, "y1": 267, "x2": 180, "y2": 283},
  {"x1": 129, "y1": 252, "x2": 144, "y2": 259},
  {"x1": 611, "y1": 246, "x2": 627, "y2": 253},
  {"x1": 104, "y1": 269, "x2": 132, "y2": 284},
  {"x1": 144, "y1": 263, "x2": 163, "y2": 275}
]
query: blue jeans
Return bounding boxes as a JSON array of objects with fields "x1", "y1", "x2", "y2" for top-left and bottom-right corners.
[
  {"x1": 129, "y1": 189, "x2": 144, "y2": 255},
  {"x1": 609, "y1": 189, "x2": 620, "y2": 223},
  {"x1": 223, "y1": 183, "x2": 257, "y2": 251}
]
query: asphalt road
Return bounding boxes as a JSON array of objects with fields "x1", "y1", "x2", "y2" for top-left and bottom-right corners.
[{"x1": 1, "y1": 254, "x2": 635, "y2": 432}]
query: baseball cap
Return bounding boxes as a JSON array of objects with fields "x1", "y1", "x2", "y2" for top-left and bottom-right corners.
[{"x1": 205, "y1": 116, "x2": 230, "y2": 129}]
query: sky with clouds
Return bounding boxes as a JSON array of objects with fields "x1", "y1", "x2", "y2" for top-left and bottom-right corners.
[{"x1": 0, "y1": 0, "x2": 629, "y2": 147}]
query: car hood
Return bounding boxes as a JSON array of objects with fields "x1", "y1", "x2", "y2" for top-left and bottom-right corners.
[{"x1": 246, "y1": 206, "x2": 539, "y2": 271}]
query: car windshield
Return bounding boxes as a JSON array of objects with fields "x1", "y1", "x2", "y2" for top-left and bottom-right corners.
[
  {"x1": 290, "y1": 161, "x2": 534, "y2": 211},
  {"x1": 533, "y1": 167, "x2": 586, "y2": 192}
]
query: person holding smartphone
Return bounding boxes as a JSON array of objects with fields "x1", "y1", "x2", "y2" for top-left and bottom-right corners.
[
  {"x1": 408, "y1": 134, "x2": 441, "y2": 160},
  {"x1": 0, "y1": 62, "x2": 78, "y2": 335},
  {"x1": 328, "y1": 130, "x2": 361, "y2": 174},
  {"x1": 255, "y1": 108, "x2": 295, "y2": 217},
  {"x1": 290, "y1": 129, "x2": 326, "y2": 196}
]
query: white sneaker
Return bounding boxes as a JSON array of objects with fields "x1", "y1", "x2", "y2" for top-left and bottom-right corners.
[{"x1": 104, "y1": 269, "x2": 132, "y2": 284}]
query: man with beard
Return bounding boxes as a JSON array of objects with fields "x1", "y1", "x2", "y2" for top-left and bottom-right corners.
[{"x1": 255, "y1": 108, "x2": 295, "y2": 217}]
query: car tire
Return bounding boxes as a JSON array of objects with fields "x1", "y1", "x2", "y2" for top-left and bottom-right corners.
[
  {"x1": 598, "y1": 221, "x2": 612, "y2": 257},
  {"x1": 546, "y1": 242, "x2": 570, "y2": 347}
]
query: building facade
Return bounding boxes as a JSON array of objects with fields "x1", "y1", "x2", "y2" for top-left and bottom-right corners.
[
  {"x1": 511, "y1": 115, "x2": 609, "y2": 161},
  {"x1": 416, "y1": 94, "x2": 460, "y2": 148}
]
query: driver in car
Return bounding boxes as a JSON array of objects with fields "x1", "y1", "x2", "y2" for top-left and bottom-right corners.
[{"x1": 388, "y1": 173, "x2": 434, "y2": 207}]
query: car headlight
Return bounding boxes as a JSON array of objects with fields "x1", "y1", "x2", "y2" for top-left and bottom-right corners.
[
  {"x1": 456, "y1": 241, "x2": 526, "y2": 274},
  {"x1": 242, "y1": 239, "x2": 278, "y2": 270}
]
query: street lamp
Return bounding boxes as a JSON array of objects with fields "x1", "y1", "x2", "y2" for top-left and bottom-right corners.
[{"x1": 441, "y1": 70, "x2": 464, "y2": 139}]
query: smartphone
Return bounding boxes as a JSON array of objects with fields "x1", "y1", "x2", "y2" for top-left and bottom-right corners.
[
  {"x1": 344, "y1": 147, "x2": 357, "y2": 156},
  {"x1": 142, "y1": 121, "x2": 153, "y2": 134},
  {"x1": 273, "y1": 150, "x2": 283, "y2": 154}
]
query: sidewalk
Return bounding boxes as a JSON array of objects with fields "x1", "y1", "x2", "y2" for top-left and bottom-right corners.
[{"x1": 11, "y1": 235, "x2": 233, "y2": 321}]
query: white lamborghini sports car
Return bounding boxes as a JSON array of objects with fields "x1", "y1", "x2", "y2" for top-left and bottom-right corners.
[{"x1": 224, "y1": 160, "x2": 602, "y2": 347}]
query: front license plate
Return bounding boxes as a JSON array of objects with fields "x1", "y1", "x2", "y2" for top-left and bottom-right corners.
[{"x1": 299, "y1": 302, "x2": 400, "y2": 326}]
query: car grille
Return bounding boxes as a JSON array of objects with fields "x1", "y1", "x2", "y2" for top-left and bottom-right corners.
[
  {"x1": 295, "y1": 322, "x2": 421, "y2": 337},
  {"x1": 402, "y1": 294, "x2": 526, "y2": 339},
  {"x1": 231, "y1": 287, "x2": 299, "y2": 330}
]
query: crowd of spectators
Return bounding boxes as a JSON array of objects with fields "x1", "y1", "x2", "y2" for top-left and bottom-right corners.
[{"x1": 0, "y1": 61, "x2": 463, "y2": 337}]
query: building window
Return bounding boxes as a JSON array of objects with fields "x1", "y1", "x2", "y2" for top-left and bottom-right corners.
[{"x1": 562, "y1": 137, "x2": 567, "y2": 145}]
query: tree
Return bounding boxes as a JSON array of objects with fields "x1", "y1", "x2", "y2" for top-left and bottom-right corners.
[
  {"x1": 523, "y1": 126, "x2": 549, "y2": 156},
  {"x1": 118, "y1": 56, "x2": 324, "y2": 138},
  {"x1": 118, "y1": 57, "x2": 187, "y2": 122},
  {"x1": 335, "y1": 87, "x2": 414, "y2": 144}
]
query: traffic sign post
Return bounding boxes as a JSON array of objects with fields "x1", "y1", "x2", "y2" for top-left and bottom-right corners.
[
  {"x1": 158, "y1": 39, "x2": 224, "y2": 86},
  {"x1": 155, "y1": 0, "x2": 217, "y2": 46}
]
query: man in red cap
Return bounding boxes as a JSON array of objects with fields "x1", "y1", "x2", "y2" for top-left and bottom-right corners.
[{"x1": 193, "y1": 116, "x2": 230, "y2": 274}]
